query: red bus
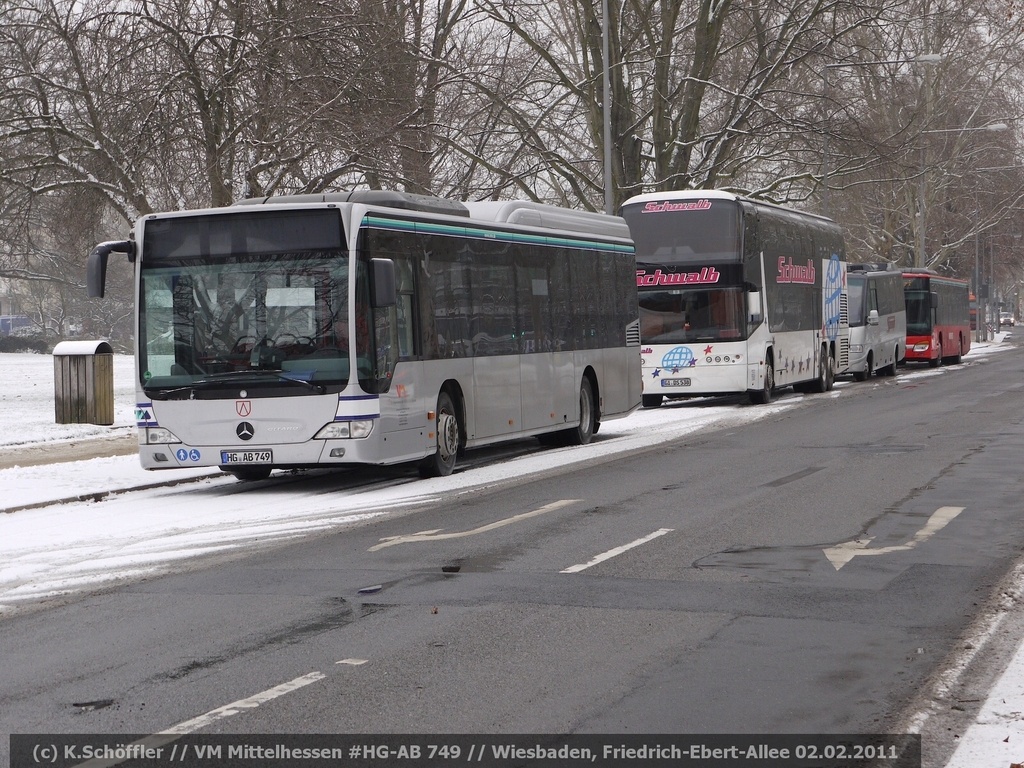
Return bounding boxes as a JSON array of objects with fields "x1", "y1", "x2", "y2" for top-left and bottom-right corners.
[{"x1": 902, "y1": 269, "x2": 971, "y2": 366}]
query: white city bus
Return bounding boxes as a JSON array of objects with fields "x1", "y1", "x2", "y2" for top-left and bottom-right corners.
[
  {"x1": 845, "y1": 263, "x2": 906, "y2": 380},
  {"x1": 620, "y1": 190, "x2": 849, "y2": 406},
  {"x1": 87, "y1": 191, "x2": 642, "y2": 480}
]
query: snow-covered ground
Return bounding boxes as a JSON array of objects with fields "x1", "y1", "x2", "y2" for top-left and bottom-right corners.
[{"x1": 0, "y1": 340, "x2": 1020, "y2": 765}]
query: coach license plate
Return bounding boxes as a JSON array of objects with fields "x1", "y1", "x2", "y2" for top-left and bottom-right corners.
[
  {"x1": 220, "y1": 450, "x2": 273, "y2": 464},
  {"x1": 661, "y1": 378, "x2": 691, "y2": 388}
]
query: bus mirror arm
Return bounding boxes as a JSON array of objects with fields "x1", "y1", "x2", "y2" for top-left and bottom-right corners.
[
  {"x1": 87, "y1": 240, "x2": 135, "y2": 299},
  {"x1": 931, "y1": 291, "x2": 940, "y2": 309},
  {"x1": 371, "y1": 258, "x2": 397, "y2": 307}
]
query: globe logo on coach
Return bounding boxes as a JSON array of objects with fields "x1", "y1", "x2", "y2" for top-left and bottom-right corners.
[
  {"x1": 662, "y1": 346, "x2": 695, "y2": 370},
  {"x1": 824, "y1": 255, "x2": 844, "y2": 340}
]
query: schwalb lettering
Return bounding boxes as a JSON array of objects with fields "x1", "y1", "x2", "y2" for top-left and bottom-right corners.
[
  {"x1": 637, "y1": 267, "x2": 721, "y2": 287},
  {"x1": 642, "y1": 199, "x2": 713, "y2": 213},
  {"x1": 776, "y1": 257, "x2": 815, "y2": 284}
]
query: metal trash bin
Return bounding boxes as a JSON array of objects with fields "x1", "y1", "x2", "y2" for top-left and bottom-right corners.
[{"x1": 53, "y1": 340, "x2": 115, "y2": 425}]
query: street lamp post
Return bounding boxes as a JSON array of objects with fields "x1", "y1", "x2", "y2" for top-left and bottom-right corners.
[
  {"x1": 821, "y1": 54, "x2": 943, "y2": 217},
  {"x1": 602, "y1": 0, "x2": 613, "y2": 215},
  {"x1": 918, "y1": 122, "x2": 1010, "y2": 270}
]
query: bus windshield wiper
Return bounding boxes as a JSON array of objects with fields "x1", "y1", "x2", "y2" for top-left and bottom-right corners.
[{"x1": 155, "y1": 370, "x2": 325, "y2": 398}]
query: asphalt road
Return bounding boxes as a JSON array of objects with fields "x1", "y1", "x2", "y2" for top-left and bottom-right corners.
[{"x1": 2, "y1": 343, "x2": 1023, "y2": 768}]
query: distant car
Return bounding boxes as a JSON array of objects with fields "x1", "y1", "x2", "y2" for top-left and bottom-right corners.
[{"x1": 1000, "y1": 312, "x2": 1015, "y2": 327}]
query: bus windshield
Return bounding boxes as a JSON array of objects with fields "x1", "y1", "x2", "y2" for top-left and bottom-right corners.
[
  {"x1": 137, "y1": 210, "x2": 370, "y2": 396},
  {"x1": 639, "y1": 286, "x2": 748, "y2": 343},
  {"x1": 904, "y1": 289, "x2": 932, "y2": 335},
  {"x1": 847, "y1": 277, "x2": 867, "y2": 327},
  {"x1": 621, "y1": 199, "x2": 741, "y2": 264}
]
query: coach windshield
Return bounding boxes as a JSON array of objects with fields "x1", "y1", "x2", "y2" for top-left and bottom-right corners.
[{"x1": 639, "y1": 286, "x2": 749, "y2": 343}]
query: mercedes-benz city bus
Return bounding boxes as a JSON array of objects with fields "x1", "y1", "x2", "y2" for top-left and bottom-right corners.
[
  {"x1": 87, "y1": 191, "x2": 642, "y2": 480},
  {"x1": 620, "y1": 191, "x2": 849, "y2": 406},
  {"x1": 846, "y1": 263, "x2": 906, "y2": 380}
]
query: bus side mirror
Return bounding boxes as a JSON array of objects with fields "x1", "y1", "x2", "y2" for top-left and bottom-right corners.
[
  {"x1": 371, "y1": 258, "x2": 397, "y2": 308},
  {"x1": 747, "y1": 290, "x2": 763, "y2": 324},
  {"x1": 930, "y1": 291, "x2": 940, "y2": 308},
  {"x1": 867, "y1": 309, "x2": 880, "y2": 326},
  {"x1": 86, "y1": 240, "x2": 135, "y2": 298}
]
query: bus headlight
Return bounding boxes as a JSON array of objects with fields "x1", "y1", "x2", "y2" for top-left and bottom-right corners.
[
  {"x1": 912, "y1": 342, "x2": 930, "y2": 352},
  {"x1": 144, "y1": 427, "x2": 181, "y2": 444},
  {"x1": 315, "y1": 420, "x2": 374, "y2": 439},
  {"x1": 850, "y1": 344, "x2": 864, "y2": 353}
]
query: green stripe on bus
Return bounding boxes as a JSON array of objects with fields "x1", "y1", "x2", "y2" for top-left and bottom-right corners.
[{"x1": 362, "y1": 215, "x2": 633, "y2": 254}]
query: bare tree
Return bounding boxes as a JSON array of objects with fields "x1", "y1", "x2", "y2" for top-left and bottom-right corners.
[{"x1": 821, "y1": 0, "x2": 1024, "y2": 276}]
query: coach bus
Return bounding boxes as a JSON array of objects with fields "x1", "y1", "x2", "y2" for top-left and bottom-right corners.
[
  {"x1": 846, "y1": 263, "x2": 906, "y2": 380},
  {"x1": 87, "y1": 191, "x2": 642, "y2": 480},
  {"x1": 620, "y1": 190, "x2": 849, "y2": 406},
  {"x1": 902, "y1": 269, "x2": 971, "y2": 366}
]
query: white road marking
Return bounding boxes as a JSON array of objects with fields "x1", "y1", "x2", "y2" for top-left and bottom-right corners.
[
  {"x1": 163, "y1": 671, "x2": 326, "y2": 733},
  {"x1": 561, "y1": 528, "x2": 674, "y2": 573},
  {"x1": 368, "y1": 499, "x2": 579, "y2": 551},
  {"x1": 76, "y1": 672, "x2": 326, "y2": 767},
  {"x1": 824, "y1": 506, "x2": 965, "y2": 570},
  {"x1": 336, "y1": 658, "x2": 368, "y2": 665}
]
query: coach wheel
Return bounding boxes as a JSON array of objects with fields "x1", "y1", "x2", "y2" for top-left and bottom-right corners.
[
  {"x1": 807, "y1": 346, "x2": 832, "y2": 393},
  {"x1": 419, "y1": 390, "x2": 460, "y2": 478},
  {"x1": 642, "y1": 394, "x2": 663, "y2": 409}
]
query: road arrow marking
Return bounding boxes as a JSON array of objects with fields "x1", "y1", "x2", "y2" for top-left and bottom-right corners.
[
  {"x1": 368, "y1": 499, "x2": 578, "y2": 551},
  {"x1": 824, "y1": 505, "x2": 965, "y2": 570}
]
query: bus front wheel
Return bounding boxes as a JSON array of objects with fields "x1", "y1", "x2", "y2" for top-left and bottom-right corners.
[
  {"x1": 749, "y1": 356, "x2": 774, "y2": 405},
  {"x1": 419, "y1": 390, "x2": 461, "y2": 478},
  {"x1": 565, "y1": 377, "x2": 597, "y2": 445}
]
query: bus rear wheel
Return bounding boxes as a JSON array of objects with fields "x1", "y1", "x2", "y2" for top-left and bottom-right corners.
[
  {"x1": 806, "y1": 346, "x2": 833, "y2": 393},
  {"x1": 642, "y1": 394, "x2": 663, "y2": 408},
  {"x1": 419, "y1": 390, "x2": 461, "y2": 478}
]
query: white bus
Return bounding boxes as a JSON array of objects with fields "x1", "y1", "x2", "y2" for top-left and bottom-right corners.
[
  {"x1": 620, "y1": 190, "x2": 849, "y2": 406},
  {"x1": 845, "y1": 263, "x2": 906, "y2": 380},
  {"x1": 87, "y1": 191, "x2": 642, "y2": 480}
]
